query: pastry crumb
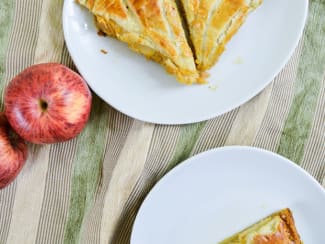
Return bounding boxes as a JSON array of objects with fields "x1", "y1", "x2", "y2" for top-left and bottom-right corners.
[
  {"x1": 208, "y1": 84, "x2": 217, "y2": 91},
  {"x1": 260, "y1": 204, "x2": 267, "y2": 209},
  {"x1": 197, "y1": 71, "x2": 210, "y2": 84},
  {"x1": 100, "y1": 49, "x2": 108, "y2": 54},
  {"x1": 233, "y1": 56, "x2": 244, "y2": 64},
  {"x1": 97, "y1": 30, "x2": 107, "y2": 36}
]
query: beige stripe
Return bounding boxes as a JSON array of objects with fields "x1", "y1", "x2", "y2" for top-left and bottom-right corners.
[
  {"x1": 0, "y1": 1, "x2": 43, "y2": 242},
  {"x1": 6, "y1": 0, "x2": 65, "y2": 243},
  {"x1": 300, "y1": 76, "x2": 325, "y2": 182},
  {"x1": 224, "y1": 83, "x2": 273, "y2": 146},
  {"x1": 6, "y1": 145, "x2": 50, "y2": 244},
  {"x1": 253, "y1": 40, "x2": 304, "y2": 150},
  {"x1": 34, "y1": 0, "x2": 65, "y2": 63},
  {"x1": 100, "y1": 120, "x2": 155, "y2": 244}
]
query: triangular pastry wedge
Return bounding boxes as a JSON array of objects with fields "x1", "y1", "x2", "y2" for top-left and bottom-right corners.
[
  {"x1": 181, "y1": 0, "x2": 262, "y2": 71},
  {"x1": 219, "y1": 208, "x2": 302, "y2": 244},
  {"x1": 77, "y1": 0, "x2": 201, "y2": 84}
]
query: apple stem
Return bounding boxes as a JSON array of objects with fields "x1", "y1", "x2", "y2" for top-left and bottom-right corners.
[{"x1": 39, "y1": 99, "x2": 48, "y2": 112}]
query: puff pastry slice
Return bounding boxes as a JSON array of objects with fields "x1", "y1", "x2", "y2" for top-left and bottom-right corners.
[
  {"x1": 77, "y1": 0, "x2": 201, "y2": 84},
  {"x1": 181, "y1": 0, "x2": 262, "y2": 71},
  {"x1": 219, "y1": 208, "x2": 302, "y2": 244}
]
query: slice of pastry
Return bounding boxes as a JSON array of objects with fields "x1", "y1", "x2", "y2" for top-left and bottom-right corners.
[
  {"x1": 181, "y1": 0, "x2": 262, "y2": 71},
  {"x1": 219, "y1": 208, "x2": 302, "y2": 244},
  {"x1": 77, "y1": 0, "x2": 202, "y2": 84}
]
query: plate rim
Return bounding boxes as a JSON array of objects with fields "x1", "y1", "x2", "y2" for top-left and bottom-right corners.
[
  {"x1": 62, "y1": 0, "x2": 309, "y2": 125},
  {"x1": 130, "y1": 145, "x2": 325, "y2": 243}
]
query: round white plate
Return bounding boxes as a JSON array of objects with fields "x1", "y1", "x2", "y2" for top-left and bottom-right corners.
[
  {"x1": 63, "y1": 0, "x2": 308, "y2": 124},
  {"x1": 131, "y1": 146, "x2": 325, "y2": 244}
]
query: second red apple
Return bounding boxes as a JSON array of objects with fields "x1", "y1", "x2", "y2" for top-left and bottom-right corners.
[{"x1": 0, "y1": 113, "x2": 28, "y2": 189}]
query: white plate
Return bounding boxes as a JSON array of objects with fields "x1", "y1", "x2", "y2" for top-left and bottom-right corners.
[
  {"x1": 131, "y1": 146, "x2": 325, "y2": 244},
  {"x1": 63, "y1": 0, "x2": 308, "y2": 124}
]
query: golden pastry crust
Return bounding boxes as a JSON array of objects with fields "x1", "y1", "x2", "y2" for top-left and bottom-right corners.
[
  {"x1": 77, "y1": 0, "x2": 201, "y2": 84},
  {"x1": 181, "y1": 0, "x2": 262, "y2": 71},
  {"x1": 219, "y1": 208, "x2": 302, "y2": 244}
]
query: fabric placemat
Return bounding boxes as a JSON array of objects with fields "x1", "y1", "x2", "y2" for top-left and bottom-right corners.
[{"x1": 0, "y1": 0, "x2": 324, "y2": 243}]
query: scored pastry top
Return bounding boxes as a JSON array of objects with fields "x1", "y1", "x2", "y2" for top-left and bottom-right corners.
[
  {"x1": 181, "y1": 0, "x2": 262, "y2": 71},
  {"x1": 77, "y1": 0, "x2": 201, "y2": 84},
  {"x1": 77, "y1": 0, "x2": 261, "y2": 84}
]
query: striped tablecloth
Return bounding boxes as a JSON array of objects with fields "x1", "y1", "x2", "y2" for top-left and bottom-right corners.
[{"x1": 0, "y1": 0, "x2": 324, "y2": 243}]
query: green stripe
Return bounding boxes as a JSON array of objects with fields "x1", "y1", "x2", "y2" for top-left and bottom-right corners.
[
  {"x1": 0, "y1": 0, "x2": 15, "y2": 108},
  {"x1": 277, "y1": 1, "x2": 325, "y2": 164},
  {"x1": 0, "y1": 1, "x2": 15, "y2": 242},
  {"x1": 63, "y1": 95, "x2": 109, "y2": 244},
  {"x1": 165, "y1": 122, "x2": 206, "y2": 172}
]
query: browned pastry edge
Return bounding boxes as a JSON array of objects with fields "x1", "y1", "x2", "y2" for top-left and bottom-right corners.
[
  {"x1": 277, "y1": 208, "x2": 302, "y2": 243},
  {"x1": 219, "y1": 208, "x2": 302, "y2": 244},
  {"x1": 94, "y1": 15, "x2": 203, "y2": 84}
]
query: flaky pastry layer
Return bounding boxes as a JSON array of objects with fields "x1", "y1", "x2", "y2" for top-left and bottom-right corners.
[
  {"x1": 77, "y1": 0, "x2": 201, "y2": 84},
  {"x1": 181, "y1": 0, "x2": 262, "y2": 71}
]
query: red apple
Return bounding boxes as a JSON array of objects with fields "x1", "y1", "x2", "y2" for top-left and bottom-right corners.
[
  {"x1": 0, "y1": 113, "x2": 28, "y2": 189},
  {"x1": 4, "y1": 63, "x2": 92, "y2": 144}
]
